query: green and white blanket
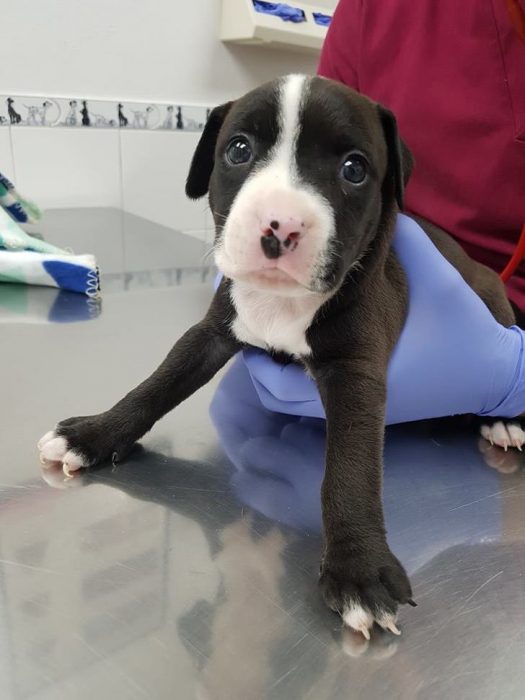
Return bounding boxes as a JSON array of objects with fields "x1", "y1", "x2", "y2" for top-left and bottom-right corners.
[{"x1": 0, "y1": 172, "x2": 100, "y2": 298}]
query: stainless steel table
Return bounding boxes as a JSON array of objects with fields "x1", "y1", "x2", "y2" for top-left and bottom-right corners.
[{"x1": 2, "y1": 208, "x2": 525, "y2": 699}]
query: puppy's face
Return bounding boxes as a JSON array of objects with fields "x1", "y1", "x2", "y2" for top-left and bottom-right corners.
[{"x1": 187, "y1": 75, "x2": 411, "y2": 295}]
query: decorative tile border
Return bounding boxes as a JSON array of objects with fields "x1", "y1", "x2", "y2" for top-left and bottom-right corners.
[
  {"x1": 0, "y1": 99, "x2": 8, "y2": 125},
  {"x1": 0, "y1": 95, "x2": 210, "y2": 131}
]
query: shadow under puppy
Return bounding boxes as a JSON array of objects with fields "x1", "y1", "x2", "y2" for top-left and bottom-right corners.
[{"x1": 38, "y1": 74, "x2": 518, "y2": 638}]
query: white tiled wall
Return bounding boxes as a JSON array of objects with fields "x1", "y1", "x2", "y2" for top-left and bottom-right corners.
[
  {"x1": 1, "y1": 121, "x2": 214, "y2": 244},
  {"x1": 0, "y1": 128, "x2": 15, "y2": 181},
  {"x1": 120, "y1": 130, "x2": 209, "y2": 238},
  {"x1": 10, "y1": 127, "x2": 121, "y2": 208}
]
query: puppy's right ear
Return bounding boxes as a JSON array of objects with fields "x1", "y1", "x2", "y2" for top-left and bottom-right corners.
[
  {"x1": 185, "y1": 102, "x2": 233, "y2": 199},
  {"x1": 377, "y1": 105, "x2": 414, "y2": 210}
]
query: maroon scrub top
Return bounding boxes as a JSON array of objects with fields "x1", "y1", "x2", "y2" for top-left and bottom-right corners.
[{"x1": 318, "y1": 0, "x2": 525, "y2": 309}]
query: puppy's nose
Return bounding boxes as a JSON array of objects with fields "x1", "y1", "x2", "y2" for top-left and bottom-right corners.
[{"x1": 260, "y1": 217, "x2": 305, "y2": 259}]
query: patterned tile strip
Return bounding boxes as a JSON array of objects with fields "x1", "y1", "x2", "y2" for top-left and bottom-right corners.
[{"x1": 0, "y1": 96, "x2": 211, "y2": 131}]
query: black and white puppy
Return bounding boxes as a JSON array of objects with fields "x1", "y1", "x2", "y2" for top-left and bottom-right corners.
[{"x1": 38, "y1": 74, "x2": 516, "y2": 638}]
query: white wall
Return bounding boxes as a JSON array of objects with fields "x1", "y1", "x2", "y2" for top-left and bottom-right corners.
[
  {"x1": 0, "y1": 0, "x2": 332, "y2": 106},
  {"x1": 0, "y1": 0, "x2": 337, "y2": 244}
]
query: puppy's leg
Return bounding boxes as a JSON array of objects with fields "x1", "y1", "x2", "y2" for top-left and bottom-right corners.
[
  {"x1": 310, "y1": 359, "x2": 413, "y2": 638},
  {"x1": 39, "y1": 291, "x2": 241, "y2": 474}
]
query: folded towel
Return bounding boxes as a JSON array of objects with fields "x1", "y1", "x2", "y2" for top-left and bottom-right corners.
[
  {"x1": 0, "y1": 171, "x2": 41, "y2": 224},
  {"x1": 0, "y1": 170, "x2": 100, "y2": 297},
  {"x1": 0, "y1": 248, "x2": 100, "y2": 298},
  {"x1": 0, "y1": 205, "x2": 64, "y2": 255}
]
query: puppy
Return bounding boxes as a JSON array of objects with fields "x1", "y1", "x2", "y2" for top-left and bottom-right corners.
[{"x1": 38, "y1": 75, "x2": 517, "y2": 637}]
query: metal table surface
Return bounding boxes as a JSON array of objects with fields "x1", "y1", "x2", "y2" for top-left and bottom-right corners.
[{"x1": 2, "y1": 209, "x2": 525, "y2": 700}]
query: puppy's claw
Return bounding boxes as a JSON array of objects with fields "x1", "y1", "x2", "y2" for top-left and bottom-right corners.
[
  {"x1": 508, "y1": 423, "x2": 525, "y2": 451},
  {"x1": 407, "y1": 598, "x2": 418, "y2": 607},
  {"x1": 359, "y1": 626, "x2": 371, "y2": 641},
  {"x1": 378, "y1": 613, "x2": 401, "y2": 636},
  {"x1": 385, "y1": 622, "x2": 401, "y2": 636}
]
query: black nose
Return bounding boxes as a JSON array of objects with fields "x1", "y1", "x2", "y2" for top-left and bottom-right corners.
[{"x1": 260, "y1": 232, "x2": 282, "y2": 259}]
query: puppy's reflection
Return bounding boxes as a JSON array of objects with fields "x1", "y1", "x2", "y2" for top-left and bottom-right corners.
[
  {"x1": 41, "y1": 355, "x2": 516, "y2": 682},
  {"x1": 210, "y1": 356, "x2": 504, "y2": 570}
]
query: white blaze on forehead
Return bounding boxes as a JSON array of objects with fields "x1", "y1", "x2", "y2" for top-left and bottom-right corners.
[{"x1": 273, "y1": 74, "x2": 308, "y2": 178}]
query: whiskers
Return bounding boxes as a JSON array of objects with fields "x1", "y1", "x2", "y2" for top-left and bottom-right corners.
[
  {"x1": 201, "y1": 244, "x2": 216, "y2": 265},
  {"x1": 211, "y1": 210, "x2": 228, "y2": 226},
  {"x1": 348, "y1": 253, "x2": 365, "y2": 275},
  {"x1": 199, "y1": 207, "x2": 223, "y2": 266}
]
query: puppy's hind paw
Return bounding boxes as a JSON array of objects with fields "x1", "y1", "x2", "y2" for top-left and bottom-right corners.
[{"x1": 480, "y1": 421, "x2": 525, "y2": 452}]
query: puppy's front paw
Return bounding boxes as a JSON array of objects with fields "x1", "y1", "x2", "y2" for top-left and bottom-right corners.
[
  {"x1": 320, "y1": 546, "x2": 413, "y2": 639},
  {"x1": 38, "y1": 413, "x2": 129, "y2": 476},
  {"x1": 38, "y1": 426, "x2": 90, "y2": 476}
]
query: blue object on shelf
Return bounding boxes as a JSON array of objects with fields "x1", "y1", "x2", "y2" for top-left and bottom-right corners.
[
  {"x1": 252, "y1": 1, "x2": 306, "y2": 23},
  {"x1": 312, "y1": 11, "x2": 331, "y2": 27}
]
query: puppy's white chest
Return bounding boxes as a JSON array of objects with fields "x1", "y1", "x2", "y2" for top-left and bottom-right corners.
[{"x1": 231, "y1": 284, "x2": 324, "y2": 357}]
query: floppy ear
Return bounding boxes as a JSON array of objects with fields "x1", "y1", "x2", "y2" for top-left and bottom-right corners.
[
  {"x1": 185, "y1": 102, "x2": 234, "y2": 199},
  {"x1": 377, "y1": 105, "x2": 414, "y2": 210}
]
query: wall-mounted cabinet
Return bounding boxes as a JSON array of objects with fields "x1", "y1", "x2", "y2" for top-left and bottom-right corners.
[{"x1": 220, "y1": 0, "x2": 332, "y2": 54}]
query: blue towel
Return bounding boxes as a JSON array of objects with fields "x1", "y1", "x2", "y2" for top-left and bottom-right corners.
[
  {"x1": 312, "y1": 12, "x2": 331, "y2": 27},
  {"x1": 253, "y1": 1, "x2": 306, "y2": 23}
]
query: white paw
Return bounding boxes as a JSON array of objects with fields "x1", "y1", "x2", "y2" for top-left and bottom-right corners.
[
  {"x1": 38, "y1": 430, "x2": 87, "y2": 477},
  {"x1": 342, "y1": 601, "x2": 401, "y2": 639},
  {"x1": 480, "y1": 421, "x2": 525, "y2": 451}
]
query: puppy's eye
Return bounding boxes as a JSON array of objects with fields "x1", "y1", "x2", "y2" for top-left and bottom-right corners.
[
  {"x1": 226, "y1": 137, "x2": 252, "y2": 166},
  {"x1": 341, "y1": 155, "x2": 367, "y2": 184}
]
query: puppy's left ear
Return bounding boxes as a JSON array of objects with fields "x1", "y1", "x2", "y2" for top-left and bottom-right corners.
[
  {"x1": 377, "y1": 105, "x2": 414, "y2": 210},
  {"x1": 186, "y1": 102, "x2": 234, "y2": 199}
]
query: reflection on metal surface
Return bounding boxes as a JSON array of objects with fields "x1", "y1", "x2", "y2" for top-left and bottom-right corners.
[
  {"x1": 102, "y1": 265, "x2": 214, "y2": 294},
  {"x1": 210, "y1": 356, "x2": 504, "y2": 563},
  {"x1": 0, "y1": 484, "x2": 169, "y2": 698},
  {"x1": 0, "y1": 284, "x2": 101, "y2": 323},
  {"x1": 4, "y1": 276, "x2": 525, "y2": 698},
  {"x1": 29, "y1": 207, "x2": 215, "y2": 295},
  {"x1": 33, "y1": 357, "x2": 525, "y2": 697}
]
